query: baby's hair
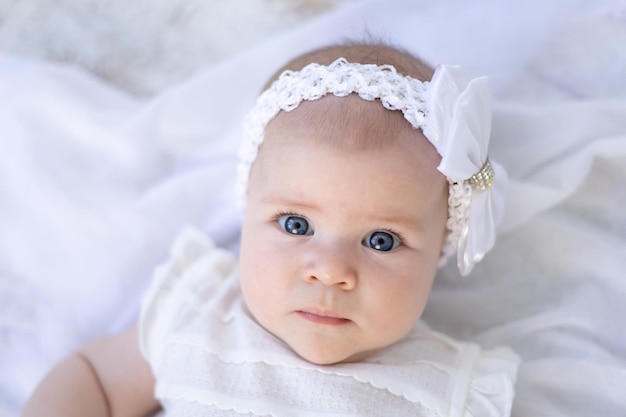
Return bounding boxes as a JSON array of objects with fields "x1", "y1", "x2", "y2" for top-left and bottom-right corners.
[{"x1": 265, "y1": 41, "x2": 434, "y2": 87}]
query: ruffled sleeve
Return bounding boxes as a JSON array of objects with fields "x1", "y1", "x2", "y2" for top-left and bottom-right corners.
[
  {"x1": 138, "y1": 226, "x2": 238, "y2": 374},
  {"x1": 463, "y1": 346, "x2": 520, "y2": 417}
]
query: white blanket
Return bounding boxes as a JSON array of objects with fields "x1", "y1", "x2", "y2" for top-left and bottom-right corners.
[{"x1": 1, "y1": 0, "x2": 625, "y2": 415}]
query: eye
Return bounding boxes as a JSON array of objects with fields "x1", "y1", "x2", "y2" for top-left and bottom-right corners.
[
  {"x1": 364, "y1": 231, "x2": 401, "y2": 252},
  {"x1": 277, "y1": 215, "x2": 313, "y2": 236}
]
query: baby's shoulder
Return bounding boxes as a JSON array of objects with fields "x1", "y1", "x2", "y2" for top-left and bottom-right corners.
[
  {"x1": 147, "y1": 226, "x2": 237, "y2": 298},
  {"x1": 139, "y1": 227, "x2": 240, "y2": 366}
]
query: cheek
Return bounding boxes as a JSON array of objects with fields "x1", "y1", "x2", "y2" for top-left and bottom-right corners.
[
  {"x1": 240, "y1": 252, "x2": 272, "y2": 323},
  {"x1": 369, "y1": 261, "x2": 435, "y2": 329},
  {"x1": 238, "y1": 222, "x2": 265, "y2": 305},
  {"x1": 239, "y1": 221, "x2": 288, "y2": 309},
  {"x1": 389, "y1": 277, "x2": 431, "y2": 315}
]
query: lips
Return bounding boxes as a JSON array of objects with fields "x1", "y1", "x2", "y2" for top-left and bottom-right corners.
[{"x1": 297, "y1": 309, "x2": 351, "y2": 325}]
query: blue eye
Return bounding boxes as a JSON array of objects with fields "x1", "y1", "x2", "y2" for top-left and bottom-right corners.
[
  {"x1": 278, "y1": 215, "x2": 312, "y2": 236},
  {"x1": 364, "y1": 231, "x2": 400, "y2": 252}
]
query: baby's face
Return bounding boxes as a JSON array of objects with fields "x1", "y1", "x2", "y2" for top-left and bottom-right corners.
[{"x1": 239, "y1": 97, "x2": 448, "y2": 365}]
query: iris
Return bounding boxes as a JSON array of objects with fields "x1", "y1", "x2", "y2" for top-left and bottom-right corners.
[
  {"x1": 279, "y1": 215, "x2": 311, "y2": 235},
  {"x1": 367, "y1": 231, "x2": 396, "y2": 251}
]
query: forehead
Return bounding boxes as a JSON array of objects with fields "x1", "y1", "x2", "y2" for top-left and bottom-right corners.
[
  {"x1": 250, "y1": 95, "x2": 447, "y2": 217},
  {"x1": 264, "y1": 94, "x2": 422, "y2": 152}
]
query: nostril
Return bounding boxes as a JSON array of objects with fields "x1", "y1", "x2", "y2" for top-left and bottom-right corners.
[
  {"x1": 306, "y1": 273, "x2": 357, "y2": 291},
  {"x1": 302, "y1": 249, "x2": 358, "y2": 288},
  {"x1": 338, "y1": 277, "x2": 357, "y2": 291}
]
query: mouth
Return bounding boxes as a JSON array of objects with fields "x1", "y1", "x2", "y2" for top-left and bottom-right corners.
[{"x1": 297, "y1": 309, "x2": 352, "y2": 326}]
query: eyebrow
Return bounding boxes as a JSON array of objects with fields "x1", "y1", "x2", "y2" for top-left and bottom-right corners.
[
  {"x1": 367, "y1": 213, "x2": 424, "y2": 232},
  {"x1": 261, "y1": 195, "x2": 423, "y2": 231},
  {"x1": 260, "y1": 196, "x2": 322, "y2": 212}
]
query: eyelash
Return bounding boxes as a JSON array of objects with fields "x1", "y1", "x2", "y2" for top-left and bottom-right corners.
[
  {"x1": 272, "y1": 210, "x2": 305, "y2": 222},
  {"x1": 376, "y1": 227, "x2": 406, "y2": 247}
]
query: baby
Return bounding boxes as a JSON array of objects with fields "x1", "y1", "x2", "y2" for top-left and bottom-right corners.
[{"x1": 22, "y1": 42, "x2": 519, "y2": 416}]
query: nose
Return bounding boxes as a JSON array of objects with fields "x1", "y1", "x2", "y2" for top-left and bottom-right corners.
[{"x1": 302, "y1": 243, "x2": 358, "y2": 290}]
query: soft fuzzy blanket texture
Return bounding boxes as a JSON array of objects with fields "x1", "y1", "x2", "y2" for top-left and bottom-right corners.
[{"x1": 0, "y1": 0, "x2": 352, "y2": 94}]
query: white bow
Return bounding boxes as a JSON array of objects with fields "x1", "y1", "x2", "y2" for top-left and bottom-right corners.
[{"x1": 424, "y1": 65, "x2": 508, "y2": 275}]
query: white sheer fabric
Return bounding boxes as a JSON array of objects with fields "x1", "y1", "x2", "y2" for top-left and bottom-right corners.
[{"x1": 1, "y1": 0, "x2": 625, "y2": 416}]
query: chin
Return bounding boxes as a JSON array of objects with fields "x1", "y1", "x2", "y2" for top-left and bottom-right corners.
[
  {"x1": 299, "y1": 352, "x2": 343, "y2": 366},
  {"x1": 295, "y1": 345, "x2": 377, "y2": 365},
  {"x1": 293, "y1": 346, "x2": 349, "y2": 365}
]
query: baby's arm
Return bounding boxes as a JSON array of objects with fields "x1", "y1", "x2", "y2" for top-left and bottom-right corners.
[{"x1": 21, "y1": 324, "x2": 159, "y2": 417}]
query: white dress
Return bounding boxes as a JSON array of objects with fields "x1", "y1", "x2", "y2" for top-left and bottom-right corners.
[{"x1": 140, "y1": 228, "x2": 520, "y2": 417}]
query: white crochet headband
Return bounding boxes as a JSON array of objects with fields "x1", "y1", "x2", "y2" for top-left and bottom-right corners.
[{"x1": 237, "y1": 58, "x2": 507, "y2": 275}]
